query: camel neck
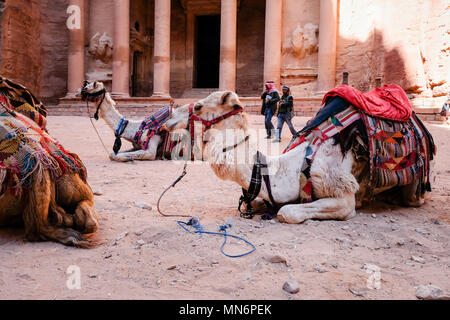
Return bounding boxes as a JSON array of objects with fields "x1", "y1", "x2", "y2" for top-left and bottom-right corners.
[
  {"x1": 205, "y1": 130, "x2": 272, "y2": 202},
  {"x1": 96, "y1": 93, "x2": 140, "y2": 142},
  {"x1": 97, "y1": 93, "x2": 123, "y2": 132}
]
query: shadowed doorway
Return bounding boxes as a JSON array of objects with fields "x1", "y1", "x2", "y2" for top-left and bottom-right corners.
[{"x1": 194, "y1": 15, "x2": 220, "y2": 88}]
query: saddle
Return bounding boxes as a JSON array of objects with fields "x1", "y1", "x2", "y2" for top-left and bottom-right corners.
[
  {"x1": 0, "y1": 76, "x2": 48, "y2": 131},
  {"x1": 284, "y1": 88, "x2": 436, "y2": 203}
]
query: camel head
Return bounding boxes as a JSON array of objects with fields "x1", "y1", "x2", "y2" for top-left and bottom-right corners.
[
  {"x1": 165, "y1": 91, "x2": 248, "y2": 133},
  {"x1": 75, "y1": 80, "x2": 108, "y2": 120},
  {"x1": 75, "y1": 80, "x2": 106, "y2": 100}
]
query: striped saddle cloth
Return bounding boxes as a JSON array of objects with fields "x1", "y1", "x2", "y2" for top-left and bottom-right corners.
[
  {"x1": 284, "y1": 106, "x2": 435, "y2": 203},
  {"x1": 133, "y1": 105, "x2": 172, "y2": 150},
  {"x1": 360, "y1": 111, "x2": 434, "y2": 194}
]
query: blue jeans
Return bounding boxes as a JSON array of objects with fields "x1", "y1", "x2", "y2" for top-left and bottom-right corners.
[
  {"x1": 276, "y1": 113, "x2": 297, "y2": 139},
  {"x1": 264, "y1": 107, "x2": 275, "y2": 136}
]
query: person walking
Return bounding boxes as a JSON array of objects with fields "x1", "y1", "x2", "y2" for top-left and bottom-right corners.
[
  {"x1": 261, "y1": 81, "x2": 280, "y2": 139},
  {"x1": 440, "y1": 92, "x2": 450, "y2": 125},
  {"x1": 274, "y1": 85, "x2": 296, "y2": 142}
]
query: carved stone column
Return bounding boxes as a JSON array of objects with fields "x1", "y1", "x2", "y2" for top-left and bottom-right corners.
[
  {"x1": 263, "y1": 0, "x2": 283, "y2": 88},
  {"x1": 112, "y1": 0, "x2": 130, "y2": 97},
  {"x1": 219, "y1": 0, "x2": 237, "y2": 91},
  {"x1": 152, "y1": 0, "x2": 171, "y2": 97},
  {"x1": 67, "y1": 0, "x2": 86, "y2": 96},
  {"x1": 316, "y1": 0, "x2": 338, "y2": 93}
]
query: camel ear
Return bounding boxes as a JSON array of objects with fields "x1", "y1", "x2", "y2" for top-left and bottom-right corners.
[
  {"x1": 221, "y1": 91, "x2": 242, "y2": 110},
  {"x1": 220, "y1": 91, "x2": 233, "y2": 106}
]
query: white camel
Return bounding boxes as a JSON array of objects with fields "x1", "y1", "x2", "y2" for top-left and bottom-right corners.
[
  {"x1": 76, "y1": 81, "x2": 168, "y2": 162},
  {"x1": 164, "y1": 91, "x2": 432, "y2": 224}
]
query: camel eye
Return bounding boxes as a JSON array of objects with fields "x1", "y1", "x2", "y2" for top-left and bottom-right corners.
[{"x1": 194, "y1": 104, "x2": 203, "y2": 111}]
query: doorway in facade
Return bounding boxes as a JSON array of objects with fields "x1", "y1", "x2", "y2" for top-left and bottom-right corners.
[{"x1": 194, "y1": 15, "x2": 220, "y2": 88}]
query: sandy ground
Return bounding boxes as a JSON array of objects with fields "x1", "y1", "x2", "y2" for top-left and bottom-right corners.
[{"x1": 0, "y1": 114, "x2": 449, "y2": 300}]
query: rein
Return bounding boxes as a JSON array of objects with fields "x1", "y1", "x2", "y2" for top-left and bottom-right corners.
[
  {"x1": 238, "y1": 151, "x2": 278, "y2": 220},
  {"x1": 81, "y1": 86, "x2": 120, "y2": 158},
  {"x1": 84, "y1": 96, "x2": 110, "y2": 157},
  {"x1": 156, "y1": 104, "x2": 244, "y2": 218}
]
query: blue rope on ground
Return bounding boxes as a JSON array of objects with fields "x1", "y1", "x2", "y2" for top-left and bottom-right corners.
[{"x1": 177, "y1": 217, "x2": 256, "y2": 258}]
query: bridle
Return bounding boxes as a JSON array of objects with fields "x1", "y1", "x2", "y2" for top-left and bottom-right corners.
[
  {"x1": 80, "y1": 82, "x2": 109, "y2": 156},
  {"x1": 157, "y1": 103, "x2": 247, "y2": 218},
  {"x1": 188, "y1": 103, "x2": 246, "y2": 155},
  {"x1": 80, "y1": 82, "x2": 106, "y2": 121}
]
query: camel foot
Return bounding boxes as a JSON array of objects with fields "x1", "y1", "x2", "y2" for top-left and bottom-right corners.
[
  {"x1": 26, "y1": 227, "x2": 92, "y2": 248},
  {"x1": 278, "y1": 194, "x2": 356, "y2": 224},
  {"x1": 109, "y1": 153, "x2": 134, "y2": 162}
]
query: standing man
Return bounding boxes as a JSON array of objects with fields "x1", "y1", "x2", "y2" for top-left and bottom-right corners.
[
  {"x1": 440, "y1": 92, "x2": 450, "y2": 125},
  {"x1": 274, "y1": 85, "x2": 297, "y2": 142},
  {"x1": 261, "y1": 81, "x2": 280, "y2": 139}
]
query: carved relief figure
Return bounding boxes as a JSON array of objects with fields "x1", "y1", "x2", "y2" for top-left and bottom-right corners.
[
  {"x1": 88, "y1": 32, "x2": 114, "y2": 64},
  {"x1": 284, "y1": 23, "x2": 319, "y2": 59}
]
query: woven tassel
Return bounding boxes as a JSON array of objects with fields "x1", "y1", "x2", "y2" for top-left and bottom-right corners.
[{"x1": 113, "y1": 136, "x2": 122, "y2": 155}]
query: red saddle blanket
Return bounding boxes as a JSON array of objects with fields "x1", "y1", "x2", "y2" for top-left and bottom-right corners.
[{"x1": 322, "y1": 84, "x2": 412, "y2": 122}]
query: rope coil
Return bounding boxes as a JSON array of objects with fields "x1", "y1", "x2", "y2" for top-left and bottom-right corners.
[{"x1": 177, "y1": 217, "x2": 256, "y2": 258}]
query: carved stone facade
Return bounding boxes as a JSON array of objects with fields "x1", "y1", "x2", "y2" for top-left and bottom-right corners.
[{"x1": 0, "y1": 0, "x2": 448, "y2": 113}]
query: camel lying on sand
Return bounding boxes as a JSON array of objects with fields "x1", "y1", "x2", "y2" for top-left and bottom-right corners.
[
  {"x1": 164, "y1": 91, "x2": 434, "y2": 223},
  {"x1": 0, "y1": 162, "x2": 99, "y2": 247},
  {"x1": 76, "y1": 81, "x2": 175, "y2": 162},
  {"x1": 0, "y1": 77, "x2": 99, "y2": 247}
]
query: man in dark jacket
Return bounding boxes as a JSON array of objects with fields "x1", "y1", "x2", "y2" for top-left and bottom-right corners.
[
  {"x1": 274, "y1": 85, "x2": 296, "y2": 142},
  {"x1": 440, "y1": 92, "x2": 450, "y2": 124},
  {"x1": 261, "y1": 81, "x2": 280, "y2": 138}
]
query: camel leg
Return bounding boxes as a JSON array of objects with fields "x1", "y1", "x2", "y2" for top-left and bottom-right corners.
[
  {"x1": 55, "y1": 173, "x2": 99, "y2": 234},
  {"x1": 23, "y1": 171, "x2": 89, "y2": 247},
  {"x1": 277, "y1": 193, "x2": 356, "y2": 224},
  {"x1": 49, "y1": 182, "x2": 75, "y2": 228},
  {"x1": 400, "y1": 180, "x2": 424, "y2": 207},
  {"x1": 49, "y1": 201, "x2": 74, "y2": 228},
  {"x1": 109, "y1": 135, "x2": 161, "y2": 162}
]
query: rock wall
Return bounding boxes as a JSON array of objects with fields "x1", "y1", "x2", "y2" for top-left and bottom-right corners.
[
  {"x1": 39, "y1": 0, "x2": 69, "y2": 103},
  {"x1": 0, "y1": 0, "x2": 41, "y2": 95},
  {"x1": 337, "y1": 0, "x2": 449, "y2": 100}
]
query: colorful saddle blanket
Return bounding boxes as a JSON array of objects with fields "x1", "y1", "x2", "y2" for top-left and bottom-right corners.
[
  {"x1": 0, "y1": 76, "x2": 48, "y2": 130},
  {"x1": 0, "y1": 111, "x2": 85, "y2": 196},
  {"x1": 284, "y1": 106, "x2": 435, "y2": 203},
  {"x1": 285, "y1": 107, "x2": 362, "y2": 202},
  {"x1": 361, "y1": 112, "x2": 433, "y2": 194},
  {"x1": 133, "y1": 105, "x2": 172, "y2": 150}
]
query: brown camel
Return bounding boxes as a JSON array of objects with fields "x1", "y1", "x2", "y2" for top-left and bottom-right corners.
[
  {"x1": 0, "y1": 76, "x2": 99, "y2": 247},
  {"x1": 0, "y1": 158, "x2": 99, "y2": 247}
]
